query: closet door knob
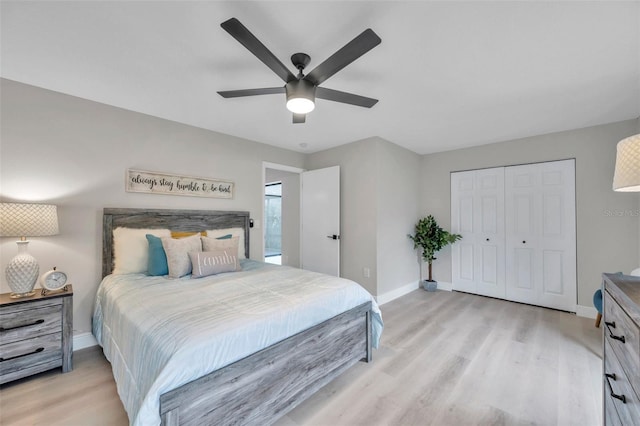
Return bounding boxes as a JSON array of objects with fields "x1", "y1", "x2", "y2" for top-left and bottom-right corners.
[
  {"x1": 486, "y1": 238, "x2": 490, "y2": 242},
  {"x1": 522, "y1": 240, "x2": 526, "y2": 244}
]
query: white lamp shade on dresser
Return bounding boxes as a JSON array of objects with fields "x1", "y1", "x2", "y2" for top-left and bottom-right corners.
[
  {"x1": 0, "y1": 203, "x2": 59, "y2": 298},
  {"x1": 613, "y1": 134, "x2": 640, "y2": 192}
]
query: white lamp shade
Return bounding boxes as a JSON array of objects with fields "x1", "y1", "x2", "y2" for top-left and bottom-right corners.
[
  {"x1": 0, "y1": 203, "x2": 59, "y2": 237},
  {"x1": 613, "y1": 134, "x2": 640, "y2": 192}
]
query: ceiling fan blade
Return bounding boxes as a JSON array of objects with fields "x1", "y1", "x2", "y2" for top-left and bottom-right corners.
[
  {"x1": 293, "y1": 113, "x2": 306, "y2": 124},
  {"x1": 217, "y1": 87, "x2": 285, "y2": 98},
  {"x1": 221, "y1": 18, "x2": 296, "y2": 83},
  {"x1": 316, "y1": 87, "x2": 378, "y2": 108},
  {"x1": 304, "y1": 29, "x2": 381, "y2": 86}
]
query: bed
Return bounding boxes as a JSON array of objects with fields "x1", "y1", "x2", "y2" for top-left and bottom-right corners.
[{"x1": 93, "y1": 208, "x2": 382, "y2": 426}]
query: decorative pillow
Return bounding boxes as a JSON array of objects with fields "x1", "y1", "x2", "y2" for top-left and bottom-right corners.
[
  {"x1": 189, "y1": 250, "x2": 239, "y2": 278},
  {"x1": 146, "y1": 234, "x2": 168, "y2": 276},
  {"x1": 201, "y1": 235, "x2": 240, "y2": 256},
  {"x1": 171, "y1": 230, "x2": 208, "y2": 238},
  {"x1": 161, "y1": 233, "x2": 202, "y2": 278},
  {"x1": 206, "y1": 228, "x2": 246, "y2": 259},
  {"x1": 112, "y1": 227, "x2": 171, "y2": 274}
]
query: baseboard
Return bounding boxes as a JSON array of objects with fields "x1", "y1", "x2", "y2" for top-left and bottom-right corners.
[
  {"x1": 376, "y1": 281, "x2": 420, "y2": 305},
  {"x1": 376, "y1": 280, "x2": 456, "y2": 305},
  {"x1": 436, "y1": 281, "x2": 452, "y2": 291},
  {"x1": 73, "y1": 332, "x2": 98, "y2": 351},
  {"x1": 575, "y1": 304, "x2": 598, "y2": 319}
]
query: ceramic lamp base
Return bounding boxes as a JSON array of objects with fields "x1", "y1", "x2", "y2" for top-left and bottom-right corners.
[{"x1": 5, "y1": 241, "x2": 39, "y2": 298}]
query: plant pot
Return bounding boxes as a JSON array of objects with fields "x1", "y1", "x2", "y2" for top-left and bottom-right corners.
[{"x1": 422, "y1": 280, "x2": 437, "y2": 292}]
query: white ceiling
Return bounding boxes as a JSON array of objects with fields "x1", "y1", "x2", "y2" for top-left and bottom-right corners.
[{"x1": 1, "y1": 1, "x2": 639, "y2": 155}]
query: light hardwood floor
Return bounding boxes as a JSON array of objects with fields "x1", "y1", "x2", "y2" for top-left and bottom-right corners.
[{"x1": 0, "y1": 289, "x2": 602, "y2": 426}]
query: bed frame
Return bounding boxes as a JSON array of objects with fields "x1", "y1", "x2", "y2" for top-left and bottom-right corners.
[{"x1": 102, "y1": 208, "x2": 372, "y2": 426}]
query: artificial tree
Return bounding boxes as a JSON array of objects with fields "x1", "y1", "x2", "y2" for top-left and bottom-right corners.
[{"x1": 408, "y1": 215, "x2": 462, "y2": 284}]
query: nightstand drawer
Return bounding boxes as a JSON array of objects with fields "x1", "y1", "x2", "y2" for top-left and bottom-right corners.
[
  {"x1": 0, "y1": 288, "x2": 72, "y2": 383},
  {"x1": 0, "y1": 303, "x2": 62, "y2": 345},
  {"x1": 0, "y1": 332, "x2": 62, "y2": 378}
]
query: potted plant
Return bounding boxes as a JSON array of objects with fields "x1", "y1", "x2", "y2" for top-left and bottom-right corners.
[{"x1": 408, "y1": 215, "x2": 462, "y2": 291}]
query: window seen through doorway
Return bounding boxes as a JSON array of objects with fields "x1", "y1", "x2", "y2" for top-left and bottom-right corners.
[{"x1": 264, "y1": 182, "x2": 282, "y2": 265}]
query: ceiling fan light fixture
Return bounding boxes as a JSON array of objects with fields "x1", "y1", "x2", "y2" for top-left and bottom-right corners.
[
  {"x1": 286, "y1": 80, "x2": 316, "y2": 114},
  {"x1": 287, "y1": 98, "x2": 315, "y2": 114}
]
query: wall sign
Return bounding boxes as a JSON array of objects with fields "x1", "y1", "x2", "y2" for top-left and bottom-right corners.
[{"x1": 126, "y1": 169, "x2": 234, "y2": 199}]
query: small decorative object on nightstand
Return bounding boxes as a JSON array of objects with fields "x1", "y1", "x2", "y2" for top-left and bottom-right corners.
[
  {"x1": 0, "y1": 203, "x2": 59, "y2": 298},
  {"x1": 0, "y1": 286, "x2": 73, "y2": 384},
  {"x1": 39, "y1": 267, "x2": 69, "y2": 296}
]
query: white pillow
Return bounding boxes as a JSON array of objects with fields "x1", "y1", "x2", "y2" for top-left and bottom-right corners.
[
  {"x1": 112, "y1": 227, "x2": 171, "y2": 275},
  {"x1": 202, "y1": 235, "x2": 240, "y2": 255},
  {"x1": 206, "y1": 227, "x2": 246, "y2": 259},
  {"x1": 161, "y1": 233, "x2": 202, "y2": 278}
]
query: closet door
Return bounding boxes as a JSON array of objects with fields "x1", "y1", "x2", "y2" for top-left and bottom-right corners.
[
  {"x1": 451, "y1": 168, "x2": 505, "y2": 298},
  {"x1": 505, "y1": 159, "x2": 576, "y2": 312},
  {"x1": 451, "y1": 171, "x2": 476, "y2": 293}
]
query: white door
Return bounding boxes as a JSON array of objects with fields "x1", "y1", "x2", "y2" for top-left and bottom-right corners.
[
  {"x1": 451, "y1": 170, "x2": 476, "y2": 293},
  {"x1": 451, "y1": 167, "x2": 505, "y2": 298},
  {"x1": 301, "y1": 166, "x2": 340, "y2": 276},
  {"x1": 505, "y1": 159, "x2": 576, "y2": 311}
]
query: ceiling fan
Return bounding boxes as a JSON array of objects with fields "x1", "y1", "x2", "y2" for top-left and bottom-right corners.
[{"x1": 217, "y1": 18, "x2": 381, "y2": 123}]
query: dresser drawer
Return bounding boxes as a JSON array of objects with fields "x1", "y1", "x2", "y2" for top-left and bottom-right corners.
[
  {"x1": 604, "y1": 340, "x2": 640, "y2": 425},
  {"x1": 0, "y1": 332, "x2": 62, "y2": 379},
  {"x1": 0, "y1": 302, "x2": 62, "y2": 344},
  {"x1": 604, "y1": 290, "x2": 640, "y2": 382}
]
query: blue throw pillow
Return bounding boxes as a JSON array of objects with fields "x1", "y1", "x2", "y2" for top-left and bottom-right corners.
[{"x1": 146, "y1": 234, "x2": 169, "y2": 276}]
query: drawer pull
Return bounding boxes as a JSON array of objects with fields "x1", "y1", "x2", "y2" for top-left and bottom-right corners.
[
  {"x1": 0, "y1": 319, "x2": 45, "y2": 332},
  {"x1": 0, "y1": 347, "x2": 44, "y2": 363},
  {"x1": 604, "y1": 321, "x2": 626, "y2": 343},
  {"x1": 605, "y1": 373, "x2": 627, "y2": 404}
]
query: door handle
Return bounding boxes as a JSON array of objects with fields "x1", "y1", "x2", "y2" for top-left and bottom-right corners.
[{"x1": 326, "y1": 235, "x2": 340, "y2": 240}]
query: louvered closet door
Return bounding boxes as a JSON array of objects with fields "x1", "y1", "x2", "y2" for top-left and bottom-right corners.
[
  {"x1": 505, "y1": 159, "x2": 576, "y2": 312},
  {"x1": 451, "y1": 167, "x2": 505, "y2": 298}
]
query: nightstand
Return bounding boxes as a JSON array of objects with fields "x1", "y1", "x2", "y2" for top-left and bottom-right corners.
[{"x1": 0, "y1": 286, "x2": 73, "y2": 384}]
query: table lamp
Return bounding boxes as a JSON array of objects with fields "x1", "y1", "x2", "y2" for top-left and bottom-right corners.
[{"x1": 0, "y1": 203, "x2": 59, "y2": 298}]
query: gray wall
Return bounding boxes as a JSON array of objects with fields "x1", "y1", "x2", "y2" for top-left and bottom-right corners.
[
  {"x1": 420, "y1": 118, "x2": 640, "y2": 307},
  {"x1": 306, "y1": 137, "x2": 422, "y2": 296},
  {"x1": 0, "y1": 79, "x2": 305, "y2": 334},
  {"x1": 305, "y1": 138, "x2": 379, "y2": 294},
  {"x1": 375, "y1": 139, "x2": 421, "y2": 295}
]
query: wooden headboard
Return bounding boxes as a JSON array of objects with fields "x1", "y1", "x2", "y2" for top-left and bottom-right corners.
[{"x1": 102, "y1": 208, "x2": 250, "y2": 277}]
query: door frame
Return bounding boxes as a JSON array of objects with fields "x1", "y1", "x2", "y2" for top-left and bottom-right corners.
[{"x1": 262, "y1": 162, "x2": 304, "y2": 264}]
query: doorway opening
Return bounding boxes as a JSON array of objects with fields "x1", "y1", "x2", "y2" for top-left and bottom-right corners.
[
  {"x1": 262, "y1": 163, "x2": 303, "y2": 267},
  {"x1": 264, "y1": 182, "x2": 282, "y2": 265}
]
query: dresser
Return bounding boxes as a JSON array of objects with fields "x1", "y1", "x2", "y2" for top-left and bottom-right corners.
[
  {"x1": 602, "y1": 273, "x2": 640, "y2": 425},
  {"x1": 0, "y1": 286, "x2": 73, "y2": 384}
]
